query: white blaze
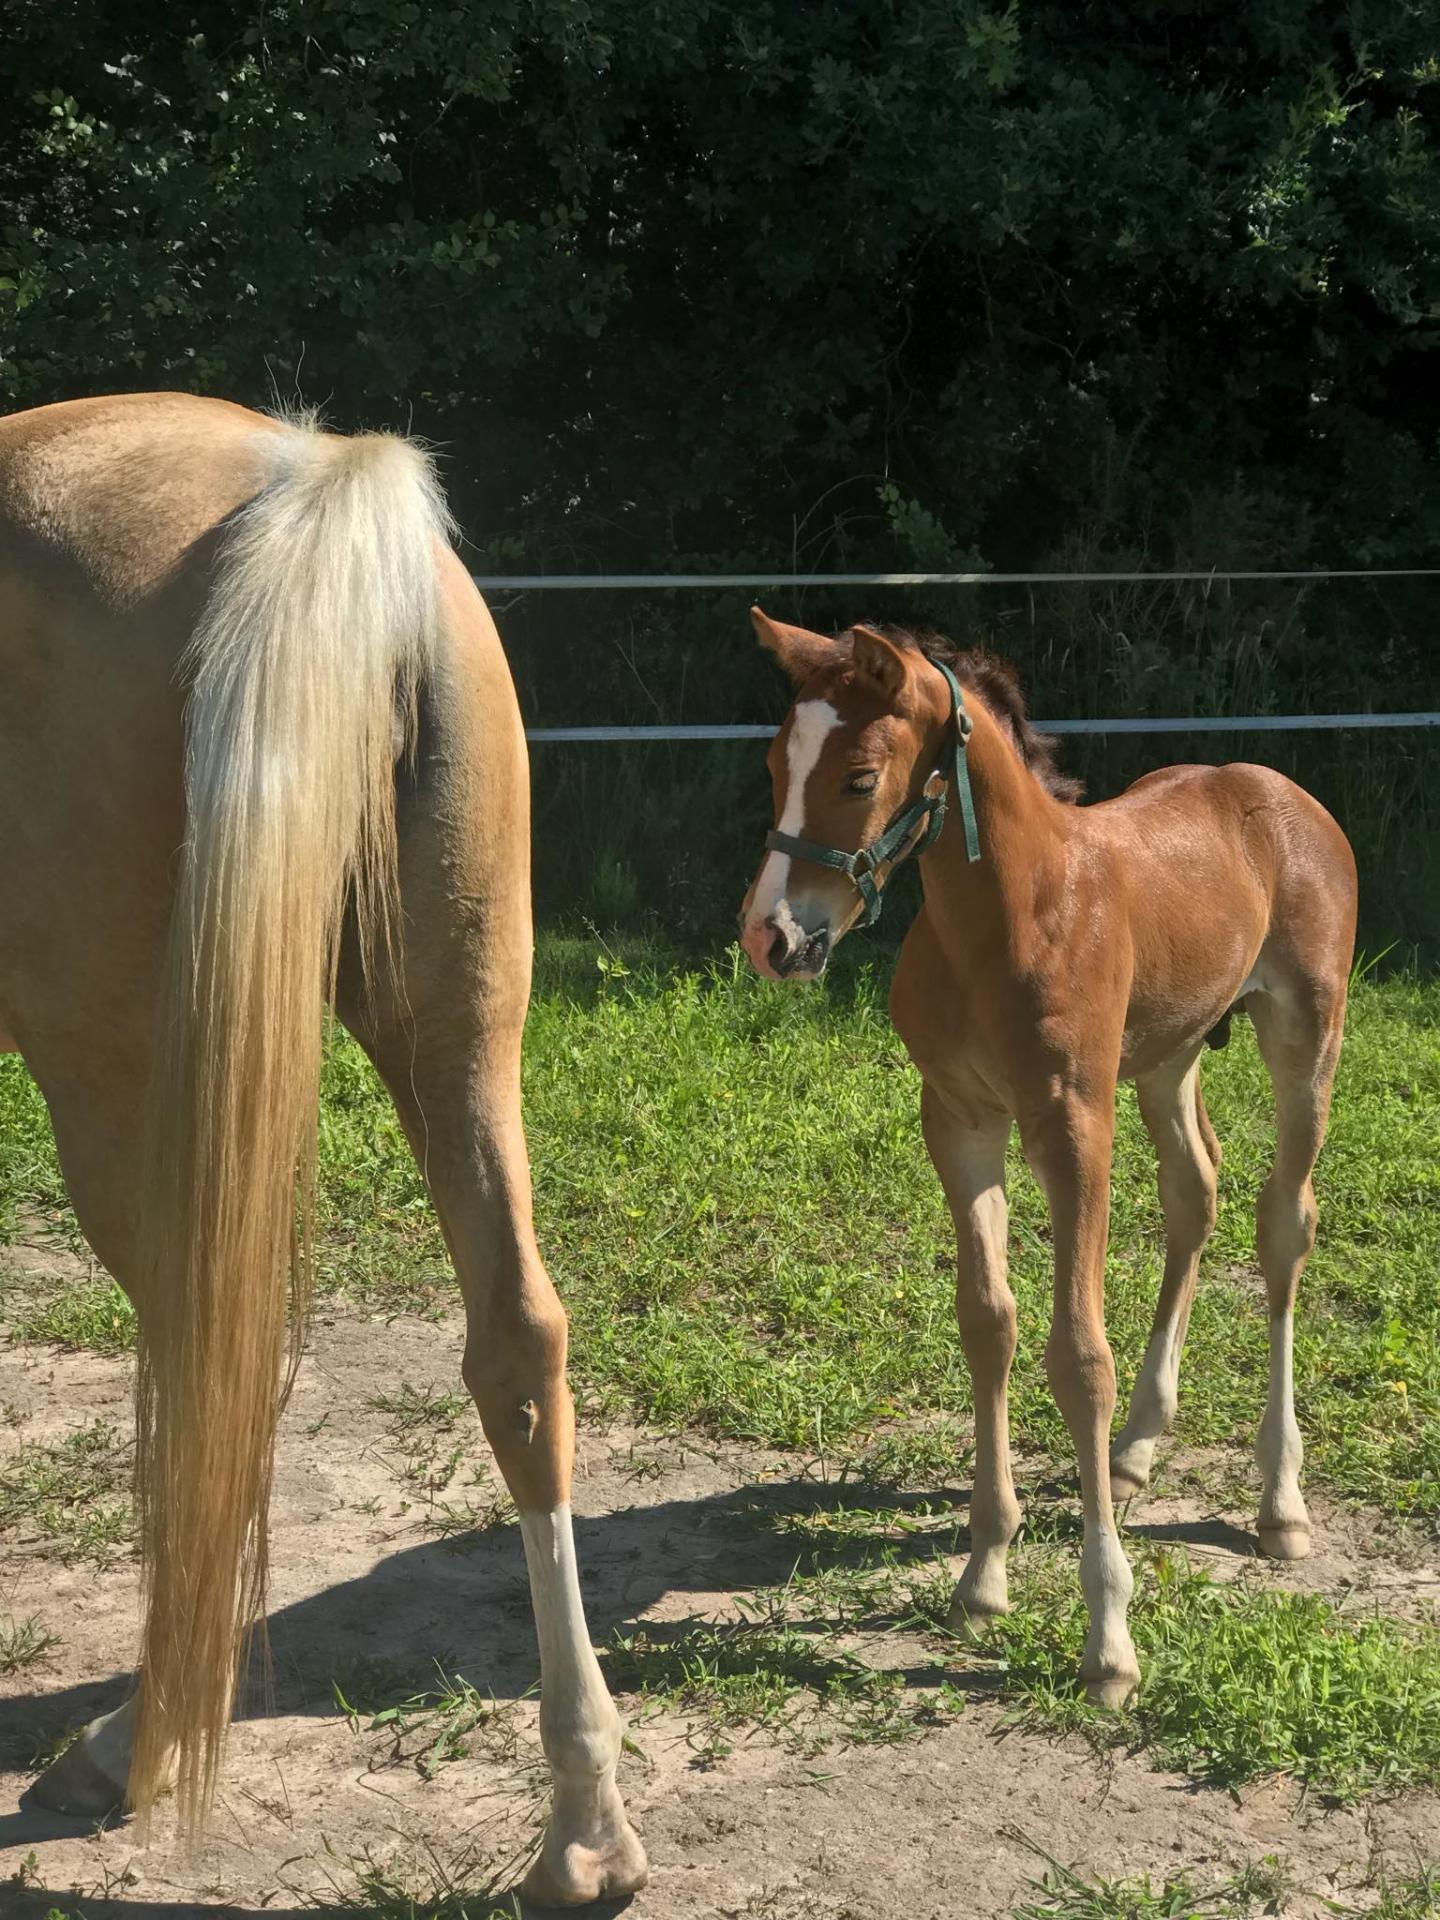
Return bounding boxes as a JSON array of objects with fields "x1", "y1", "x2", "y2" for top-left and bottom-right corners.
[{"x1": 749, "y1": 699, "x2": 841, "y2": 921}]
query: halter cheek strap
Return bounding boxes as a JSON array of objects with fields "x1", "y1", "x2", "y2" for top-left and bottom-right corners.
[{"x1": 763, "y1": 659, "x2": 980, "y2": 928}]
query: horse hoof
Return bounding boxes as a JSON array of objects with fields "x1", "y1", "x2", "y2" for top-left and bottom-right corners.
[
  {"x1": 1082, "y1": 1662, "x2": 1139, "y2": 1711},
  {"x1": 521, "y1": 1818, "x2": 649, "y2": 1908},
  {"x1": 946, "y1": 1593, "x2": 1008, "y2": 1640},
  {"x1": 1108, "y1": 1461, "x2": 1149, "y2": 1502},
  {"x1": 29, "y1": 1737, "x2": 126, "y2": 1819},
  {"x1": 1258, "y1": 1522, "x2": 1311, "y2": 1561}
]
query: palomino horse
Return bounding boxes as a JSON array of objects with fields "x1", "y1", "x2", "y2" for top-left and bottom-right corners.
[
  {"x1": 739, "y1": 609, "x2": 1356, "y2": 1705},
  {"x1": 0, "y1": 393, "x2": 646, "y2": 1904}
]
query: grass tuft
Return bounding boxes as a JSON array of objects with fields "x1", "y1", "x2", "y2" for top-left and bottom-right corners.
[
  {"x1": 0, "y1": 1420, "x2": 134, "y2": 1566},
  {"x1": 333, "y1": 1662, "x2": 525, "y2": 1782},
  {"x1": 844, "y1": 1418, "x2": 975, "y2": 1491},
  {"x1": 364, "y1": 1381, "x2": 512, "y2": 1542},
  {"x1": 296, "y1": 1835, "x2": 522, "y2": 1918},
  {"x1": 605, "y1": 1606, "x2": 963, "y2": 1762},
  {"x1": 976, "y1": 1546, "x2": 1440, "y2": 1802},
  {"x1": 1361, "y1": 1865, "x2": 1440, "y2": 1920},
  {"x1": 368, "y1": 1382, "x2": 470, "y2": 1433},
  {"x1": 0, "y1": 1613, "x2": 59, "y2": 1676},
  {"x1": 1005, "y1": 1839, "x2": 1288, "y2": 1919},
  {"x1": 9, "y1": 1280, "x2": 136, "y2": 1355}
]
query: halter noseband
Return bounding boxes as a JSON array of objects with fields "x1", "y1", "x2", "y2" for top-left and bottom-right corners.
[{"x1": 763, "y1": 659, "x2": 981, "y2": 928}]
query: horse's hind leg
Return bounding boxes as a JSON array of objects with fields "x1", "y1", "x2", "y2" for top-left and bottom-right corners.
[
  {"x1": 361, "y1": 1020, "x2": 644, "y2": 1901},
  {"x1": 1247, "y1": 983, "x2": 1345, "y2": 1561},
  {"x1": 342, "y1": 568, "x2": 645, "y2": 1905},
  {"x1": 15, "y1": 1055, "x2": 151, "y2": 1814},
  {"x1": 1111, "y1": 1054, "x2": 1219, "y2": 1498}
]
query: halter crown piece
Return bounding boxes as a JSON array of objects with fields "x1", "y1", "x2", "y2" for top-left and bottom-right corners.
[{"x1": 763, "y1": 658, "x2": 981, "y2": 928}]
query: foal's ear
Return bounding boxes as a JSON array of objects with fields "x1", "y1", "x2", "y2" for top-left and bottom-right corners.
[
  {"x1": 751, "y1": 606, "x2": 834, "y2": 684},
  {"x1": 849, "y1": 624, "x2": 910, "y2": 700}
]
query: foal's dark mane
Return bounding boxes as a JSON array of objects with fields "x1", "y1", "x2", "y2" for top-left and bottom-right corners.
[{"x1": 871, "y1": 625, "x2": 1084, "y2": 806}]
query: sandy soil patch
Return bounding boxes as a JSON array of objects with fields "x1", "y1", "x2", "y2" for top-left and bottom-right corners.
[{"x1": 1, "y1": 1250, "x2": 1436, "y2": 1919}]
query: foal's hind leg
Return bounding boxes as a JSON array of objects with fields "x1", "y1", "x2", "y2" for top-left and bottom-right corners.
[
  {"x1": 1111, "y1": 1055, "x2": 1219, "y2": 1498},
  {"x1": 1247, "y1": 987, "x2": 1344, "y2": 1561},
  {"x1": 920, "y1": 1082, "x2": 1021, "y2": 1630}
]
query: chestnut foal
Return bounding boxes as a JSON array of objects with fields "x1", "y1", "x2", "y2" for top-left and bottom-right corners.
[{"x1": 739, "y1": 609, "x2": 1356, "y2": 1704}]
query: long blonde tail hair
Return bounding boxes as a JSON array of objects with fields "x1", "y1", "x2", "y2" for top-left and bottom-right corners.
[{"x1": 129, "y1": 417, "x2": 452, "y2": 1826}]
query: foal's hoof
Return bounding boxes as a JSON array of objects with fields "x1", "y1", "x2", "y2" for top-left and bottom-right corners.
[
  {"x1": 1081, "y1": 1661, "x2": 1140, "y2": 1711},
  {"x1": 521, "y1": 1817, "x2": 649, "y2": 1908},
  {"x1": 946, "y1": 1593, "x2": 1008, "y2": 1642},
  {"x1": 1108, "y1": 1461, "x2": 1149, "y2": 1503},
  {"x1": 30, "y1": 1737, "x2": 126, "y2": 1819},
  {"x1": 1258, "y1": 1522, "x2": 1312, "y2": 1562}
]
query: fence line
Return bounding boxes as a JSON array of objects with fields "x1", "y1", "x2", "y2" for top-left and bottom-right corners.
[
  {"x1": 480, "y1": 569, "x2": 1438, "y2": 740},
  {"x1": 528, "y1": 713, "x2": 1440, "y2": 743},
  {"x1": 477, "y1": 567, "x2": 1440, "y2": 591}
]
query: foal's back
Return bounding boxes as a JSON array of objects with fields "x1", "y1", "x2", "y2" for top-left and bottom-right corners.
[
  {"x1": 1096, "y1": 757, "x2": 1353, "y2": 885},
  {"x1": 1084, "y1": 759, "x2": 1356, "y2": 1064}
]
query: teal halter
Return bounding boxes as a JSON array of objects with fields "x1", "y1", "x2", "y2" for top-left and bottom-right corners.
[{"x1": 763, "y1": 659, "x2": 981, "y2": 928}]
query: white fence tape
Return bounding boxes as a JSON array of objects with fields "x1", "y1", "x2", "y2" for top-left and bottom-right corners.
[
  {"x1": 478, "y1": 568, "x2": 1439, "y2": 739},
  {"x1": 477, "y1": 568, "x2": 1440, "y2": 590},
  {"x1": 526, "y1": 713, "x2": 1440, "y2": 742}
]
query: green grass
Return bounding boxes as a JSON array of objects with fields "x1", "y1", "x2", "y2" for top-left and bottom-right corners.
[
  {"x1": 0, "y1": 1072, "x2": 70, "y2": 1243},
  {"x1": 366, "y1": 1380, "x2": 514, "y2": 1541},
  {"x1": 1, "y1": 938, "x2": 1437, "y2": 1529},
  {"x1": 368, "y1": 1382, "x2": 471, "y2": 1433},
  {"x1": 0, "y1": 1612, "x2": 58, "y2": 1676},
  {"x1": 605, "y1": 1600, "x2": 965, "y2": 1762},
  {"x1": 1365, "y1": 1867, "x2": 1440, "y2": 1920},
  {"x1": 982, "y1": 1545, "x2": 1440, "y2": 1801},
  {"x1": 1006, "y1": 1846, "x2": 1287, "y2": 1920},
  {"x1": 355, "y1": 943, "x2": 1439, "y2": 1525},
  {"x1": 295, "y1": 1840, "x2": 521, "y2": 1919},
  {"x1": 332, "y1": 1662, "x2": 525, "y2": 1782},
  {"x1": 0, "y1": 1419, "x2": 133, "y2": 1566},
  {"x1": 597, "y1": 1512, "x2": 1440, "y2": 1800},
  {"x1": 7, "y1": 1278, "x2": 135, "y2": 1355}
]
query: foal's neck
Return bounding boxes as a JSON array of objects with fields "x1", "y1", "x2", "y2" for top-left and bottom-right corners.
[{"x1": 920, "y1": 697, "x2": 1070, "y2": 948}]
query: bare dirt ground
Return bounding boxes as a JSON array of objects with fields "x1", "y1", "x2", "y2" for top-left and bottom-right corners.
[{"x1": 1, "y1": 1240, "x2": 1438, "y2": 1920}]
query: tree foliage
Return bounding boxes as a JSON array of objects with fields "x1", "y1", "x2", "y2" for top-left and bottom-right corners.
[
  {"x1": 3, "y1": 1, "x2": 1438, "y2": 576},
  {"x1": 3, "y1": 3, "x2": 1439, "y2": 942}
]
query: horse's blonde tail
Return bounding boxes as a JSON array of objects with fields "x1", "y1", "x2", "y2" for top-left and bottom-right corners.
[{"x1": 129, "y1": 417, "x2": 453, "y2": 1828}]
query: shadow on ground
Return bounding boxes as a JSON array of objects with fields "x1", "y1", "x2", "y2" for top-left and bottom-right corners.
[
  {"x1": 0, "y1": 1476, "x2": 967, "y2": 1771},
  {"x1": 0, "y1": 1466, "x2": 1272, "y2": 1907},
  {"x1": 0, "y1": 1471, "x2": 1272, "y2": 1761},
  {"x1": 7, "y1": 1893, "x2": 640, "y2": 1920}
]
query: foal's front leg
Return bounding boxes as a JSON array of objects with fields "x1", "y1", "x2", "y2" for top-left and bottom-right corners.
[
  {"x1": 920, "y1": 1082, "x2": 1022, "y2": 1629},
  {"x1": 1025, "y1": 1093, "x2": 1140, "y2": 1706}
]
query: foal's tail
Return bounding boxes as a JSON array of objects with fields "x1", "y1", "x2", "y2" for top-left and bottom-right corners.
[{"x1": 129, "y1": 417, "x2": 453, "y2": 1827}]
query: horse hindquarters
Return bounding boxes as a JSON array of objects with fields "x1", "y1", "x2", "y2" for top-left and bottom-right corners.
[
  {"x1": 338, "y1": 555, "x2": 646, "y2": 1906},
  {"x1": 2, "y1": 400, "x2": 455, "y2": 1822}
]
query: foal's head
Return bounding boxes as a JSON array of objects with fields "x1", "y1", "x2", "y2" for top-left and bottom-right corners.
[{"x1": 739, "y1": 609, "x2": 961, "y2": 981}]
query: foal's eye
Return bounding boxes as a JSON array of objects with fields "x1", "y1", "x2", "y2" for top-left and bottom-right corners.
[{"x1": 845, "y1": 771, "x2": 879, "y2": 796}]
